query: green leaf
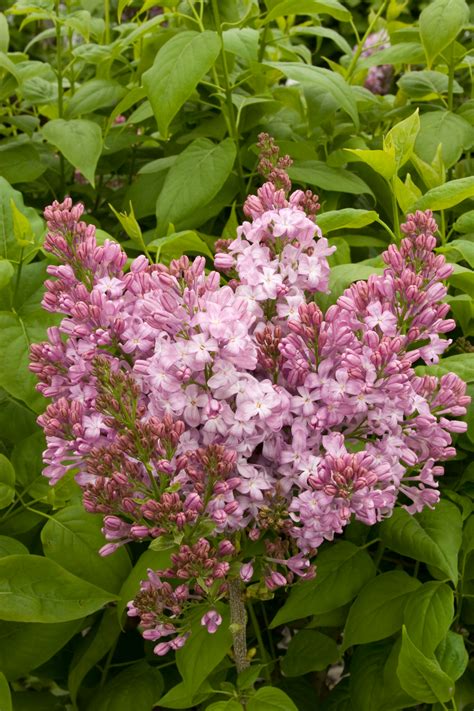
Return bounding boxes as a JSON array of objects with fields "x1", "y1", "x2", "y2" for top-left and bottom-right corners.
[
  {"x1": 0, "y1": 453, "x2": 15, "y2": 509},
  {"x1": 267, "y1": 63, "x2": 358, "y2": 127},
  {"x1": 394, "y1": 174, "x2": 422, "y2": 213},
  {"x1": 0, "y1": 140, "x2": 45, "y2": 184},
  {"x1": 397, "y1": 626, "x2": 454, "y2": 703},
  {"x1": 0, "y1": 619, "x2": 80, "y2": 680},
  {"x1": 247, "y1": 688, "x2": 298, "y2": 711},
  {"x1": 344, "y1": 149, "x2": 397, "y2": 181},
  {"x1": 281, "y1": 630, "x2": 340, "y2": 676},
  {"x1": 403, "y1": 583, "x2": 454, "y2": 655},
  {"x1": 0, "y1": 672, "x2": 11, "y2": 711},
  {"x1": 350, "y1": 641, "x2": 392, "y2": 711},
  {"x1": 0, "y1": 536, "x2": 27, "y2": 558},
  {"x1": 288, "y1": 162, "x2": 372, "y2": 195},
  {"x1": 290, "y1": 25, "x2": 352, "y2": 55},
  {"x1": 0, "y1": 13, "x2": 9, "y2": 53},
  {"x1": 270, "y1": 542, "x2": 375, "y2": 627},
  {"x1": 343, "y1": 571, "x2": 421, "y2": 649},
  {"x1": 398, "y1": 71, "x2": 463, "y2": 99},
  {"x1": 316, "y1": 209, "x2": 378, "y2": 232},
  {"x1": 86, "y1": 662, "x2": 163, "y2": 711},
  {"x1": 453, "y1": 211, "x2": 474, "y2": 234},
  {"x1": 0, "y1": 555, "x2": 117, "y2": 622},
  {"x1": 68, "y1": 608, "x2": 120, "y2": 703},
  {"x1": 384, "y1": 110, "x2": 420, "y2": 169},
  {"x1": 414, "y1": 111, "x2": 474, "y2": 169},
  {"x1": 42, "y1": 118, "x2": 102, "y2": 186},
  {"x1": 263, "y1": 0, "x2": 350, "y2": 23},
  {"x1": 0, "y1": 308, "x2": 53, "y2": 412},
  {"x1": 156, "y1": 138, "x2": 236, "y2": 234},
  {"x1": 10, "y1": 199, "x2": 34, "y2": 247},
  {"x1": 157, "y1": 680, "x2": 213, "y2": 709},
  {"x1": 0, "y1": 178, "x2": 43, "y2": 262},
  {"x1": 0, "y1": 260, "x2": 13, "y2": 290},
  {"x1": 357, "y1": 42, "x2": 425, "y2": 70},
  {"x1": 440, "y1": 239, "x2": 474, "y2": 269},
  {"x1": 413, "y1": 177, "x2": 474, "y2": 212},
  {"x1": 435, "y1": 632, "x2": 469, "y2": 681},
  {"x1": 419, "y1": 0, "x2": 469, "y2": 67},
  {"x1": 324, "y1": 263, "x2": 383, "y2": 305},
  {"x1": 143, "y1": 31, "x2": 221, "y2": 139},
  {"x1": 148, "y1": 230, "x2": 214, "y2": 261},
  {"x1": 380, "y1": 501, "x2": 462, "y2": 584},
  {"x1": 66, "y1": 79, "x2": 126, "y2": 118},
  {"x1": 446, "y1": 348, "x2": 474, "y2": 386},
  {"x1": 207, "y1": 702, "x2": 243, "y2": 711},
  {"x1": 415, "y1": 354, "x2": 474, "y2": 382},
  {"x1": 237, "y1": 665, "x2": 265, "y2": 690},
  {"x1": 41, "y1": 505, "x2": 131, "y2": 594},
  {"x1": 223, "y1": 28, "x2": 259, "y2": 63},
  {"x1": 176, "y1": 602, "x2": 232, "y2": 695}
]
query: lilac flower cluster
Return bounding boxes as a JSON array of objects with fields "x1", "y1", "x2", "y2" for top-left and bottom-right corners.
[
  {"x1": 360, "y1": 29, "x2": 393, "y2": 95},
  {"x1": 31, "y1": 160, "x2": 468, "y2": 654}
]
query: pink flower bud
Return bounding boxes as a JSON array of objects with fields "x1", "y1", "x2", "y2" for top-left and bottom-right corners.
[{"x1": 240, "y1": 562, "x2": 254, "y2": 582}]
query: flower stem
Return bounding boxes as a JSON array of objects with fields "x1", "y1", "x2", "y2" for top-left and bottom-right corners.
[
  {"x1": 346, "y1": 0, "x2": 388, "y2": 82},
  {"x1": 210, "y1": 0, "x2": 246, "y2": 201},
  {"x1": 248, "y1": 601, "x2": 271, "y2": 682},
  {"x1": 55, "y1": 0, "x2": 65, "y2": 196},
  {"x1": 228, "y1": 579, "x2": 250, "y2": 674}
]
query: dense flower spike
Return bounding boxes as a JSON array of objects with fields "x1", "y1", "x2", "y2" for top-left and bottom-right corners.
[{"x1": 32, "y1": 157, "x2": 468, "y2": 654}]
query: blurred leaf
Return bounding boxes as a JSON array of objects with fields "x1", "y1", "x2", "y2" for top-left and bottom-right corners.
[
  {"x1": 398, "y1": 71, "x2": 463, "y2": 99},
  {"x1": 68, "y1": 608, "x2": 120, "y2": 703},
  {"x1": 0, "y1": 535, "x2": 27, "y2": 558},
  {"x1": 263, "y1": 0, "x2": 350, "y2": 23},
  {"x1": 156, "y1": 138, "x2": 236, "y2": 235},
  {"x1": 288, "y1": 161, "x2": 372, "y2": 195},
  {"x1": 0, "y1": 619, "x2": 80, "y2": 680},
  {"x1": 345, "y1": 149, "x2": 397, "y2": 181},
  {"x1": 384, "y1": 110, "x2": 420, "y2": 169},
  {"x1": 0, "y1": 453, "x2": 15, "y2": 509},
  {"x1": 247, "y1": 687, "x2": 298, "y2": 711},
  {"x1": 419, "y1": 0, "x2": 469, "y2": 67},
  {"x1": 415, "y1": 111, "x2": 474, "y2": 169},
  {"x1": 143, "y1": 31, "x2": 220, "y2": 139},
  {"x1": 413, "y1": 177, "x2": 474, "y2": 211},
  {"x1": 317, "y1": 209, "x2": 378, "y2": 232},
  {"x1": 42, "y1": 118, "x2": 102, "y2": 186},
  {"x1": 66, "y1": 79, "x2": 126, "y2": 118},
  {"x1": 281, "y1": 630, "x2": 340, "y2": 676},
  {"x1": 0, "y1": 672, "x2": 11, "y2": 711},
  {"x1": 86, "y1": 661, "x2": 163, "y2": 711},
  {"x1": 268, "y1": 63, "x2": 359, "y2": 127}
]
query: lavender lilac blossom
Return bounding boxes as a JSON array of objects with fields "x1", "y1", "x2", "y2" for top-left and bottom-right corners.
[
  {"x1": 360, "y1": 29, "x2": 393, "y2": 95},
  {"x1": 31, "y1": 146, "x2": 468, "y2": 653}
]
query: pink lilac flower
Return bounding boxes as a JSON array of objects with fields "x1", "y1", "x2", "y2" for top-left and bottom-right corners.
[{"x1": 31, "y1": 160, "x2": 468, "y2": 656}]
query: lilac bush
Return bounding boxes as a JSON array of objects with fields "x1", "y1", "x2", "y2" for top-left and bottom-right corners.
[{"x1": 30, "y1": 141, "x2": 469, "y2": 664}]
